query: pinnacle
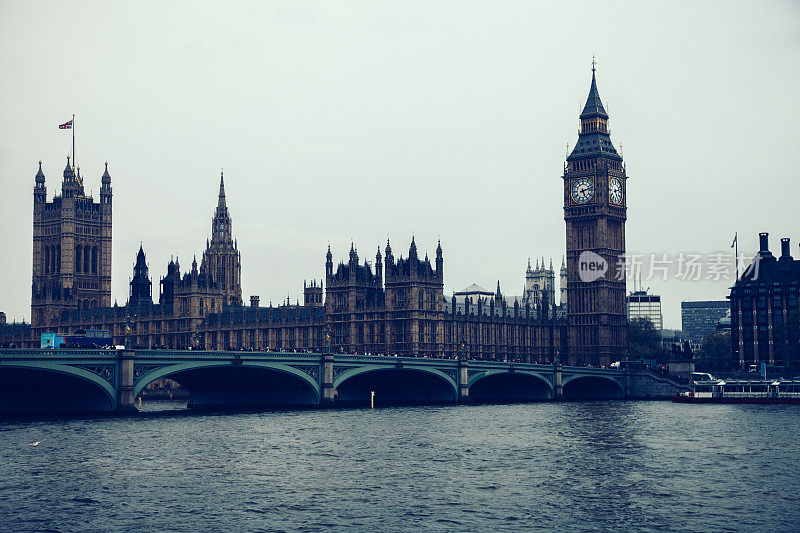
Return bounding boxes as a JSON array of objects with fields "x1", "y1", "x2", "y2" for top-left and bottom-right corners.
[
  {"x1": 580, "y1": 64, "x2": 608, "y2": 119},
  {"x1": 216, "y1": 170, "x2": 227, "y2": 211}
]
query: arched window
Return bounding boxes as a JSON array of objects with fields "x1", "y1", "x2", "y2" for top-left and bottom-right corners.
[
  {"x1": 84, "y1": 246, "x2": 90, "y2": 274},
  {"x1": 83, "y1": 300, "x2": 89, "y2": 310},
  {"x1": 92, "y1": 247, "x2": 98, "y2": 274},
  {"x1": 75, "y1": 245, "x2": 82, "y2": 273},
  {"x1": 56, "y1": 244, "x2": 61, "y2": 272},
  {"x1": 44, "y1": 246, "x2": 50, "y2": 273},
  {"x1": 92, "y1": 299, "x2": 98, "y2": 309}
]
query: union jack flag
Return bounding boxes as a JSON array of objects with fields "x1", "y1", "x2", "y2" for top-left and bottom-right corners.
[{"x1": 58, "y1": 120, "x2": 73, "y2": 129}]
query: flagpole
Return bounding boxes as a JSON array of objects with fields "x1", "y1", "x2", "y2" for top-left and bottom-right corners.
[
  {"x1": 72, "y1": 114, "x2": 75, "y2": 169},
  {"x1": 734, "y1": 232, "x2": 739, "y2": 280}
]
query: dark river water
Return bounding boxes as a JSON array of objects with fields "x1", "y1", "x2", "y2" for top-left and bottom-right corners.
[{"x1": 0, "y1": 401, "x2": 798, "y2": 532}]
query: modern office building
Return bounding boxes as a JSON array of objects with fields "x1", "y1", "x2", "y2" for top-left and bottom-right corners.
[
  {"x1": 627, "y1": 290, "x2": 663, "y2": 331},
  {"x1": 681, "y1": 300, "x2": 729, "y2": 346}
]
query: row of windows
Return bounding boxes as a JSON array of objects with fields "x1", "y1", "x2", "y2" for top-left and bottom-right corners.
[
  {"x1": 77, "y1": 226, "x2": 101, "y2": 236},
  {"x1": 581, "y1": 118, "x2": 608, "y2": 134},
  {"x1": 74, "y1": 245, "x2": 99, "y2": 274}
]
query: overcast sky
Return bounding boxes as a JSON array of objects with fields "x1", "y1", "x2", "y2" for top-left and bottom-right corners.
[{"x1": 1, "y1": 1, "x2": 799, "y2": 329}]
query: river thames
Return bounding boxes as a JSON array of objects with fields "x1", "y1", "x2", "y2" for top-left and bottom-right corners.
[{"x1": 0, "y1": 401, "x2": 797, "y2": 532}]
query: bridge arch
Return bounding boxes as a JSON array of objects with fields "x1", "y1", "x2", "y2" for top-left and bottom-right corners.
[
  {"x1": 134, "y1": 361, "x2": 320, "y2": 408},
  {"x1": 334, "y1": 365, "x2": 458, "y2": 406},
  {"x1": 468, "y1": 370, "x2": 553, "y2": 402},
  {"x1": 0, "y1": 362, "x2": 117, "y2": 413},
  {"x1": 562, "y1": 374, "x2": 624, "y2": 400}
]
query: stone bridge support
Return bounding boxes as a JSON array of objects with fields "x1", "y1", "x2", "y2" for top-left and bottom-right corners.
[
  {"x1": 458, "y1": 359, "x2": 469, "y2": 403},
  {"x1": 553, "y1": 363, "x2": 563, "y2": 399},
  {"x1": 321, "y1": 353, "x2": 335, "y2": 406},
  {"x1": 118, "y1": 349, "x2": 137, "y2": 412}
]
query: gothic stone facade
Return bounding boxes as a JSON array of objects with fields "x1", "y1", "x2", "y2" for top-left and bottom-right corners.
[
  {"x1": 31, "y1": 158, "x2": 112, "y2": 334},
  {"x1": 563, "y1": 67, "x2": 628, "y2": 366},
  {"x1": 30, "y1": 69, "x2": 627, "y2": 364}
]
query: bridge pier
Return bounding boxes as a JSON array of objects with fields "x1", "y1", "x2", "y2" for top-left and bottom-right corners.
[
  {"x1": 624, "y1": 368, "x2": 631, "y2": 399},
  {"x1": 553, "y1": 363, "x2": 563, "y2": 399},
  {"x1": 458, "y1": 358, "x2": 469, "y2": 403},
  {"x1": 117, "y1": 349, "x2": 138, "y2": 413},
  {"x1": 321, "y1": 353, "x2": 336, "y2": 406}
]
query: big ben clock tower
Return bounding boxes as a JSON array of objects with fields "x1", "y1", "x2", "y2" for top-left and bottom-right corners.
[{"x1": 563, "y1": 62, "x2": 628, "y2": 366}]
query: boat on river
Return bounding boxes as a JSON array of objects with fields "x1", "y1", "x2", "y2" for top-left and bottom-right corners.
[{"x1": 672, "y1": 378, "x2": 800, "y2": 404}]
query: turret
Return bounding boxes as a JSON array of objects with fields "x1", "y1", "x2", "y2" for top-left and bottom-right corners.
[
  {"x1": 435, "y1": 239, "x2": 443, "y2": 279},
  {"x1": 61, "y1": 156, "x2": 80, "y2": 199},
  {"x1": 384, "y1": 238, "x2": 394, "y2": 277},
  {"x1": 376, "y1": 246, "x2": 383, "y2": 283},
  {"x1": 325, "y1": 244, "x2": 333, "y2": 277},
  {"x1": 409, "y1": 236, "x2": 418, "y2": 261},
  {"x1": 34, "y1": 161, "x2": 46, "y2": 204},
  {"x1": 128, "y1": 245, "x2": 152, "y2": 308},
  {"x1": 349, "y1": 242, "x2": 358, "y2": 265},
  {"x1": 159, "y1": 258, "x2": 178, "y2": 307},
  {"x1": 100, "y1": 162, "x2": 112, "y2": 205}
]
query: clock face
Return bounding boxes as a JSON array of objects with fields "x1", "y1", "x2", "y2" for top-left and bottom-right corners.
[
  {"x1": 571, "y1": 178, "x2": 594, "y2": 204},
  {"x1": 609, "y1": 177, "x2": 623, "y2": 205}
]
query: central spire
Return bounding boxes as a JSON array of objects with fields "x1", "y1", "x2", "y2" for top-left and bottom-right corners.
[
  {"x1": 218, "y1": 170, "x2": 226, "y2": 210},
  {"x1": 567, "y1": 60, "x2": 621, "y2": 162},
  {"x1": 581, "y1": 59, "x2": 608, "y2": 119}
]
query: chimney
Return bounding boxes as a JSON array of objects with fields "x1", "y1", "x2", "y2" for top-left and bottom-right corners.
[
  {"x1": 250, "y1": 295, "x2": 260, "y2": 308},
  {"x1": 780, "y1": 238, "x2": 792, "y2": 260},
  {"x1": 759, "y1": 232, "x2": 769, "y2": 253}
]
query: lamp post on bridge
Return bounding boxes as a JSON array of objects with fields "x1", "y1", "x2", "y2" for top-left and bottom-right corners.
[{"x1": 124, "y1": 315, "x2": 132, "y2": 350}]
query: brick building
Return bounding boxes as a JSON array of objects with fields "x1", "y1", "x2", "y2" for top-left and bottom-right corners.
[{"x1": 729, "y1": 233, "x2": 800, "y2": 369}]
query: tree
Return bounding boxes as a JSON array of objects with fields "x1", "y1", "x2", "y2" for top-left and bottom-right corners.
[
  {"x1": 698, "y1": 332, "x2": 731, "y2": 372},
  {"x1": 628, "y1": 317, "x2": 666, "y2": 362}
]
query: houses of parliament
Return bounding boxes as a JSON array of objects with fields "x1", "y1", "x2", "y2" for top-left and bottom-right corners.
[{"x1": 23, "y1": 68, "x2": 628, "y2": 365}]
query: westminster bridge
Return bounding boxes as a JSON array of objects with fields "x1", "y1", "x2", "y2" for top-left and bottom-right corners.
[{"x1": 0, "y1": 349, "x2": 689, "y2": 413}]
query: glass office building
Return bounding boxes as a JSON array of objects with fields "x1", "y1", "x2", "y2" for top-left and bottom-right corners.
[{"x1": 627, "y1": 291, "x2": 663, "y2": 331}]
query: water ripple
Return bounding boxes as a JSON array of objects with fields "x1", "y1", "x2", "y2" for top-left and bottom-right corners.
[{"x1": 0, "y1": 401, "x2": 798, "y2": 531}]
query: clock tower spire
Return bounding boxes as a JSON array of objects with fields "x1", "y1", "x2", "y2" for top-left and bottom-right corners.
[{"x1": 562, "y1": 62, "x2": 628, "y2": 366}]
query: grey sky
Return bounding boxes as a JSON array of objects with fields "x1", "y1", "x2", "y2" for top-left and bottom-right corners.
[{"x1": 1, "y1": 1, "x2": 799, "y2": 328}]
